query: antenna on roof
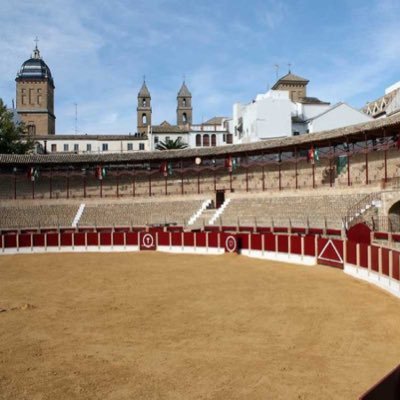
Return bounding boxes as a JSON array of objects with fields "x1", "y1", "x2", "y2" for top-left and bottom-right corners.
[
  {"x1": 74, "y1": 103, "x2": 78, "y2": 134},
  {"x1": 274, "y1": 64, "x2": 279, "y2": 81}
]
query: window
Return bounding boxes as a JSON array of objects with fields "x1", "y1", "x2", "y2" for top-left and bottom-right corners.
[
  {"x1": 226, "y1": 134, "x2": 233, "y2": 144},
  {"x1": 127, "y1": 143, "x2": 133, "y2": 151},
  {"x1": 139, "y1": 143, "x2": 145, "y2": 151},
  {"x1": 183, "y1": 113, "x2": 187, "y2": 123},
  {"x1": 142, "y1": 114, "x2": 147, "y2": 124},
  {"x1": 64, "y1": 144, "x2": 69, "y2": 152},
  {"x1": 211, "y1": 134, "x2": 216, "y2": 146},
  {"x1": 86, "y1": 144, "x2": 92, "y2": 152},
  {"x1": 27, "y1": 125, "x2": 36, "y2": 135},
  {"x1": 223, "y1": 134, "x2": 226, "y2": 142},
  {"x1": 293, "y1": 131, "x2": 300, "y2": 136},
  {"x1": 196, "y1": 134, "x2": 201, "y2": 147},
  {"x1": 182, "y1": 98, "x2": 186, "y2": 106},
  {"x1": 142, "y1": 98, "x2": 147, "y2": 107},
  {"x1": 74, "y1": 144, "x2": 79, "y2": 152},
  {"x1": 154, "y1": 136, "x2": 159, "y2": 144},
  {"x1": 51, "y1": 144, "x2": 57, "y2": 152},
  {"x1": 203, "y1": 134, "x2": 210, "y2": 147},
  {"x1": 102, "y1": 143, "x2": 108, "y2": 152}
]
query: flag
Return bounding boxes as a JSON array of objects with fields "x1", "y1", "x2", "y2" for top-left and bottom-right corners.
[
  {"x1": 314, "y1": 147, "x2": 319, "y2": 162},
  {"x1": 225, "y1": 155, "x2": 233, "y2": 172},
  {"x1": 95, "y1": 166, "x2": 103, "y2": 180},
  {"x1": 160, "y1": 161, "x2": 168, "y2": 177},
  {"x1": 28, "y1": 167, "x2": 39, "y2": 181},
  {"x1": 308, "y1": 146, "x2": 315, "y2": 164},
  {"x1": 336, "y1": 155, "x2": 347, "y2": 175}
]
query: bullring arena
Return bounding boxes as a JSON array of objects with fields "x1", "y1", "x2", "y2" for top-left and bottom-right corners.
[{"x1": 2, "y1": 115, "x2": 400, "y2": 398}]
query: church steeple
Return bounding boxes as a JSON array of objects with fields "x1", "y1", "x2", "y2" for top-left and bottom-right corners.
[
  {"x1": 137, "y1": 78, "x2": 152, "y2": 135},
  {"x1": 177, "y1": 81, "x2": 192, "y2": 126}
]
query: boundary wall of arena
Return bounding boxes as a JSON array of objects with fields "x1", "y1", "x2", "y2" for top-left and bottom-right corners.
[{"x1": 1, "y1": 228, "x2": 400, "y2": 299}]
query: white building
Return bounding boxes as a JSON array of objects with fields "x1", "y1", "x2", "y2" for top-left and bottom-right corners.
[{"x1": 230, "y1": 72, "x2": 372, "y2": 143}]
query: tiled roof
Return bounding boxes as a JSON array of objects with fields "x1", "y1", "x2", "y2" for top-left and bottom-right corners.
[
  {"x1": 34, "y1": 134, "x2": 146, "y2": 141},
  {"x1": 272, "y1": 72, "x2": 309, "y2": 89},
  {"x1": 203, "y1": 116, "x2": 227, "y2": 125},
  {"x1": 151, "y1": 124, "x2": 188, "y2": 134},
  {"x1": 298, "y1": 97, "x2": 330, "y2": 105},
  {"x1": 1, "y1": 113, "x2": 399, "y2": 165}
]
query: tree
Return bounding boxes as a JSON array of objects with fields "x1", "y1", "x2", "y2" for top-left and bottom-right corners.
[
  {"x1": 0, "y1": 99, "x2": 34, "y2": 154},
  {"x1": 156, "y1": 137, "x2": 188, "y2": 151}
]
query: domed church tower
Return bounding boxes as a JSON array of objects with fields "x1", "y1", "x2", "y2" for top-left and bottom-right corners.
[
  {"x1": 137, "y1": 79, "x2": 152, "y2": 135},
  {"x1": 177, "y1": 81, "x2": 192, "y2": 127},
  {"x1": 15, "y1": 42, "x2": 55, "y2": 135}
]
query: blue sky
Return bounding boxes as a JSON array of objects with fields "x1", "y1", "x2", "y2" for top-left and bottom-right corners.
[{"x1": 0, "y1": 0, "x2": 399, "y2": 134}]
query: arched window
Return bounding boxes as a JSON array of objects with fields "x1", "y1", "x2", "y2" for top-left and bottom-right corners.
[
  {"x1": 142, "y1": 98, "x2": 147, "y2": 107},
  {"x1": 211, "y1": 134, "x2": 216, "y2": 146},
  {"x1": 182, "y1": 98, "x2": 186, "y2": 106},
  {"x1": 203, "y1": 134, "x2": 210, "y2": 147},
  {"x1": 196, "y1": 134, "x2": 201, "y2": 147},
  {"x1": 183, "y1": 113, "x2": 187, "y2": 123},
  {"x1": 142, "y1": 114, "x2": 147, "y2": 124}
]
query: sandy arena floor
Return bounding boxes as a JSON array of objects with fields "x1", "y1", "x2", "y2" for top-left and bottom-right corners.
[{"x1": 1, "y1": 252, "x2": 400, "y2": 399}]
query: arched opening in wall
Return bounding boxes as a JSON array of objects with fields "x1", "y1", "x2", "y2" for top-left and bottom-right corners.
[
  {"x1": 27, "y1": 124, "x2": 36, "y2": 135},
  {"x1": 211, "y1": 134, "x2": 216, "y2": 146},
  {"x1": 142, "y1": 98, "x2": 147, "y2": 107},
  {"x1": 196, "y1": 134, "x2": 201, "y2": 147},
  {"x1": 182, "y1": 98, "x2": 186, "y2": 106},
  {"x1": 388, "y1": 201, "x2": 400, "y2": 232},
  {"x1": 183, "y1": 113, "x2": 187, "y2": 123},
  {"x1": 142, "y1": 114, "x2": 147, "y2": 124},
  {"x1": 203, "y1": 134, "x2": 210, "y2": 147}
]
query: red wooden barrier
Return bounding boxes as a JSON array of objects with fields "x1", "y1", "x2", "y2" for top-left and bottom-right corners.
[
  {"x1": 371, "y1": 246, "x2": 379, "y2": 272},
  {"x1": 73, "y1": 233, "x2": 85, "y2": 246},
  {"x1": 126, "y1": 232, "x2": 138, "y2": 246},
  {"x1": 264, "y1": 233, "x2": 275, "y2": 252},
  {"x1": 100, "y1": 232, "x2": 112, "y2": 246},
  {"x1": 346, "y1": 241, "x2": 357, "y2": 265},
  {"x1": 359, "y1": 243, "x2": 369, "y2": 268},
  {"x1": 19, "y1": 234, "x2": 31, "y2": 248},
  {"x1": 251, "y1": 234, "x2": 262, "y2": 251},
  {"x1": 157, "y1": 231, "x2": 170, "y2": 246},
  {"x1": 112, "y1": 232, "x2": 124, "y2": 246},
  {"x1": 317, "y1": 238, "x2": 344, "y2": 268},
  {"x1": 87, "y1": 232, "x2": 98, "y2": 246},
  {"x1": 4, "y1": 234, "x2": 17, "y2": 248},
  {"x1": 277, "y1": 235, "x2": 289, "y2": 253},
  {"x1": 140, "y1": 232, "x2": 156, "y2": 250},
  {"x1": 196, "y1": 232, "x2": 206, "y2": 247},
  {"x1": 60, "y1": 232, "x2": 73, "y2": 246},
  {"x1": 392, "y1": 251, "x2": 400, "y2": 280},
  {"x1": 290, "y1": 236, "x2": 302, "y2": 255},
  {"x1": 33, "y1": 233, "x2": 45, "y2": 247},
  {"x1": 382, "y1": 248, "x2": 390, "y2": 276},
  {"x1": 46, "y1": 233, "x2": 59, "y2": 247},
  {"x1": 183, "y1": 232, "x2": 194, "y2": 247},
  {"x1": 171, "y1": 231, "x2": 182, "y2": 247},
  {"x1": 208, "y1": 232, "x2": 219, "y2": 248},
  {"x1": 304, "y1": 235, "x2": 315, "y2": 256}
]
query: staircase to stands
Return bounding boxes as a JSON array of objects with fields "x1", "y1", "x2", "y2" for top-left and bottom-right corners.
[{"x1": 346, "y1": 192, "x2": 382, "y2": 229}]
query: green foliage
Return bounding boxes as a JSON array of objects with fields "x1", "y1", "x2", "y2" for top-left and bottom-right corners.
[
  {"x1": 0, "y1": 99, "x2": 34, "y2": 154},
  {"x1": 156, "y1": 137, "x2": 188, "y2": 151}
]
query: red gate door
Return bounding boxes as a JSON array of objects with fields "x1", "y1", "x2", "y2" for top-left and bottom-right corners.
[{"x1": 317, "y1": 238, "x2": 344, "y2": 269}]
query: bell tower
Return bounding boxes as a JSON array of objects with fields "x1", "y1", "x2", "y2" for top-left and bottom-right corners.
[
  {"x1": 177, "y1": 81, "x2": 192, "y2": 127},
  {"x1": 15, "y1": 40, "x2": 55, "y2": 135},
  {"x1": 137, "y1": 79, "x2": 152, "y2": 135}
]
